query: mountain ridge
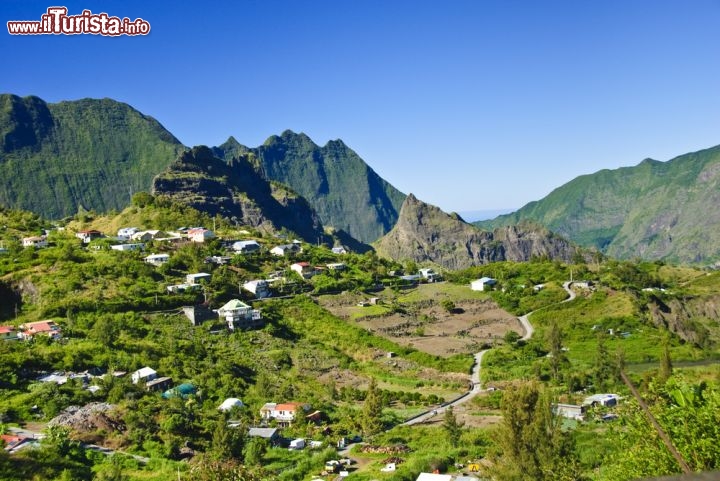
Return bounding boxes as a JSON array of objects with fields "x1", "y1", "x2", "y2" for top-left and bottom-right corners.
[
  {"x1": 151, "y1": 146, "x2": 328, "y2": 243},
  {"x1": 475, "y1": 144, "x2": 720, "y2": 264},
  {"x1": 0, "y1": 93, "x2": 184, "y2": 218},
  {"x1": 213, "y1": 130, "x2": 406, "y2": 242}
]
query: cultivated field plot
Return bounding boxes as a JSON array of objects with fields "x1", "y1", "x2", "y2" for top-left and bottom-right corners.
[{"x1": 319, "y1": 283, "x2": 521, "y2": 357}]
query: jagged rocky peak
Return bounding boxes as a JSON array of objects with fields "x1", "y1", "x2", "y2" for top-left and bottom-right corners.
[{"x1": 375, "y1": 194, "x2": 580, "y2": 270}]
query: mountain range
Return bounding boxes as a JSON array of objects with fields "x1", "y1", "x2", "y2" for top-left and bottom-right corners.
[
  {"x1": 4, "y1": 92, "x2": 720, "y2": 265},
  {"x1": 0, "y1": 94, "x2": 403, "y2": 243},
  {"x1": 476, "y1": 145, "x2": 720, "y2": 264}
]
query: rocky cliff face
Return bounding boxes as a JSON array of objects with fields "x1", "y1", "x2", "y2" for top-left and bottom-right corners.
[
  {"x1": 214, "y1": 131, "x2": 406, "y2": 243},
  {"x1": 646, "y1": 294, "x2": 719, "y2": 348},
  {"x1": 152, "y1": 146, "x2": 327, "y2": 242},
  {"x1": 375, "y1": 194, "x2": 579, "y2": 269}
]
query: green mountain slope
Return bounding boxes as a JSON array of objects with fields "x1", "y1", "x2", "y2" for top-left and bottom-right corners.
[
  {"x1": 0, "y1": 94, "x2": 183, "y2": 219},
  {"x1": 152, "y1": 146, "x2": 328, "y2": 242},
  {"x1": 214, "y1": 130, "x2": 406, "y2": 242},
  {"x1": 375, "y1": 194, "x2": 579, "y2": 269},
  {"x1": 476, "y1": 145, "x2": 720, "y2": 264}
]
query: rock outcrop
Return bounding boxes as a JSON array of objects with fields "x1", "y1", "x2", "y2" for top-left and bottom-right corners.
[
  {"x1": 152, "y1": 146, "x2": 327, "y2": 243},
  {"x1": 375, "y1": 194, "x2": 579, "y2": 269}
]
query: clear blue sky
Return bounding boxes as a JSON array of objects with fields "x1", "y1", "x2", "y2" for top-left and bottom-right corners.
[{"x1": 3, "y1": 0, "x2": 720, "y2": 214}]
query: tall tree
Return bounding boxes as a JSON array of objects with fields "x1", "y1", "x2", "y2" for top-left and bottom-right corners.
[
  {"x1": 593, "y1": 332, "x2": 614, "y2": 391},
  {"x1": 490, "y1": 381, "x2": 584, "y2": 481},
  {"x1": 659, "y1": 336, "x2": 673, "y2": 383},
  {"x1": 442, "y1": 406, "x2": 464, "y2": 447},
  {"x1": 361, "y1": 377, "x2": 383, "y2": 437}
]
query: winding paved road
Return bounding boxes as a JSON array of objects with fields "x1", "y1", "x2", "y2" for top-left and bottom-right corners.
[{"x1": 402, "y1": 281, "x2": 576, "y2": 426}]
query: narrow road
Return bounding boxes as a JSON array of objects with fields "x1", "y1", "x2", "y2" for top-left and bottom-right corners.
[{"x1": 402, "y1": 281, "x2": 576, "y2": 426}]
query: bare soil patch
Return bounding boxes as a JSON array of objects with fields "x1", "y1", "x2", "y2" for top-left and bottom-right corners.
[{"x1": 321, "y1": 292, "x2": 520, "y2": 358}]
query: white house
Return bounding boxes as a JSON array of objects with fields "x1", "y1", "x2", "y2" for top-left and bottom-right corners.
[
  {"x1": 419, "y1": 268, "x2": 441, "y2": 282},
  {"x1": 216, "y1": 299, "x2": 262, "y2": 330},
  {"x1": 289, "y1": 438, "x2": 305, "y2": 450},
  {"x1": 270, "y1": 244, "x2": 301, "y2": 256},
  {"x1": 243, "y1": 280, "x2": 271, "y2": 299},
  {"x1": 290, "y1": 262, "x2": 316, "y2": 278},
  {"x1": 145, "y1": 253, "x2": 170, "y2": 266},
  {"x1": 167, "y1": 283, "x2": 199, "y2": 293},
  {"x1": 416, "y1": 474, "x2": 453, "y2": 481},
  {"x1": 326, "y1": 262, "x2": 346, "y2": 271},
  {"x1": 22, "y1": 236, "x2": 48, "y2": 248},
  {"x1": 331, "y1": 246, "x2": 348, "y2": 255},
  {"x1": 186, "y1": 273, "x2": 212, "y2": 285},
  {"x1": 583, "y1": 393, "x2": 621, "y2": 407},
  {"x1": 76, "y1": 230, "x2": 103, "y2": 243},
  {"x1": 131, "y1": 366, "x2": 157, "y2": 384},
  {"x1": 117, "y1": 227, "x2": 139, "y2": 240},
  {"x1": 232, "y1": 240, "x2": 261, "y2": 254},
  {"x1": 188, "y1": 228, "x2": 215, "y2": 243},
  {"x1": 554, "y1": 403, "x2": 586, "y2": 420},
  {"x1": 111, "y1": 243, "x2": 144, "y2": 252},
  {"x1": 259, "y1": 402, "x2": 309, "y2": 426},
  {"x1": 470, "y1": 277, "x2": 497, "y2": 291}
]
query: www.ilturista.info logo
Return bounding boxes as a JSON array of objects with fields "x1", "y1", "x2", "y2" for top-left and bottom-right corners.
[{"x1": 7, "y1": 7, "x2": 150, "y2": 36}]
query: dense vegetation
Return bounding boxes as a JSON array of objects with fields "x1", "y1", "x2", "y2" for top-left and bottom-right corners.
[
  {"x1": 0, "y1": 94, "x2": 182, "y2": 219},
  {"x1": 1, "y1": 204, "x2": 719, "y2": 480}
]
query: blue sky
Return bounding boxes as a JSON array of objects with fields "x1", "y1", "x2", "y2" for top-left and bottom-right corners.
[{"x1": 3, "y1": 1, "x2": 720, "y2": 215}]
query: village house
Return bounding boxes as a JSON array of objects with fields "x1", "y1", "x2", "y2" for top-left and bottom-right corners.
[
  {"x1": 76, "y1": 230, "x2": 103, "y2": 244},
  {"x1": 470, "y1": 277, "x2": 497, "y2": 291},
  {"x1": 188, "y1": 228, "x2": 215, "y2": 243},
  {"x1": 110, "y1": 243, "x2": 144, "y2": 252},
  {"x1": 186, "y1": 273, "x2": 212, "y2": 285},
  {"x1": 554, "y1": 403, "x2": 586, "y2": 420},
  {"x1": 419, "y1": 268, "x2": 441, "y2": 282},
  {"x1": 584, "y1": 393, "x2": 621, "y2": 407},
  {"x1": 19, "y1": 320, "x2": 62, "y2": 340},
  {"x1": 216, "y1": 299, "x2": 262, "y2": 330},
  {"x1": 167, "y1": 283, "x2": 199, "y2": 293},
  {"x1": 259, "y1": 402, "x2": 310, "y2": 426},
  {"x1": 145, "y1": 253, "x2": 170, "y2": 266},
  {"x1": 131, "y1": 366, "x2": 157, "y2": 384},
  {"x1": 290, "y1": 262, "x2": 316, "y2": 279},
  {"x1": 247, "y1": 427, "x2": 281, "y2": 445},
  {"x1": 331, "y1": 246, "x2": 348, "y2": 255},
  {"x1": 326, "y1": 262, "x2": 346, "y2": 271},
  {"x1": 117, "y1": 227, "x2": 140, "y2": 240},
  {"x1": 243, "y1": 280, "x2": 271, "y2": 299},
  {"x1": 270, "y1": 243, "x2": 301, "y2": 256},
  {"x1": 22, "y1": 236, "x2": 48, "y2": 248},
  {"x1": 232, "y1": 240, "x2": 261, "y2": 254},
  {"x1": 0, "y1": 326, "x2": 19, "y2": 341},
  {"x1": 131, "y1": 230, "x2": 168, "y2": 242}
]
